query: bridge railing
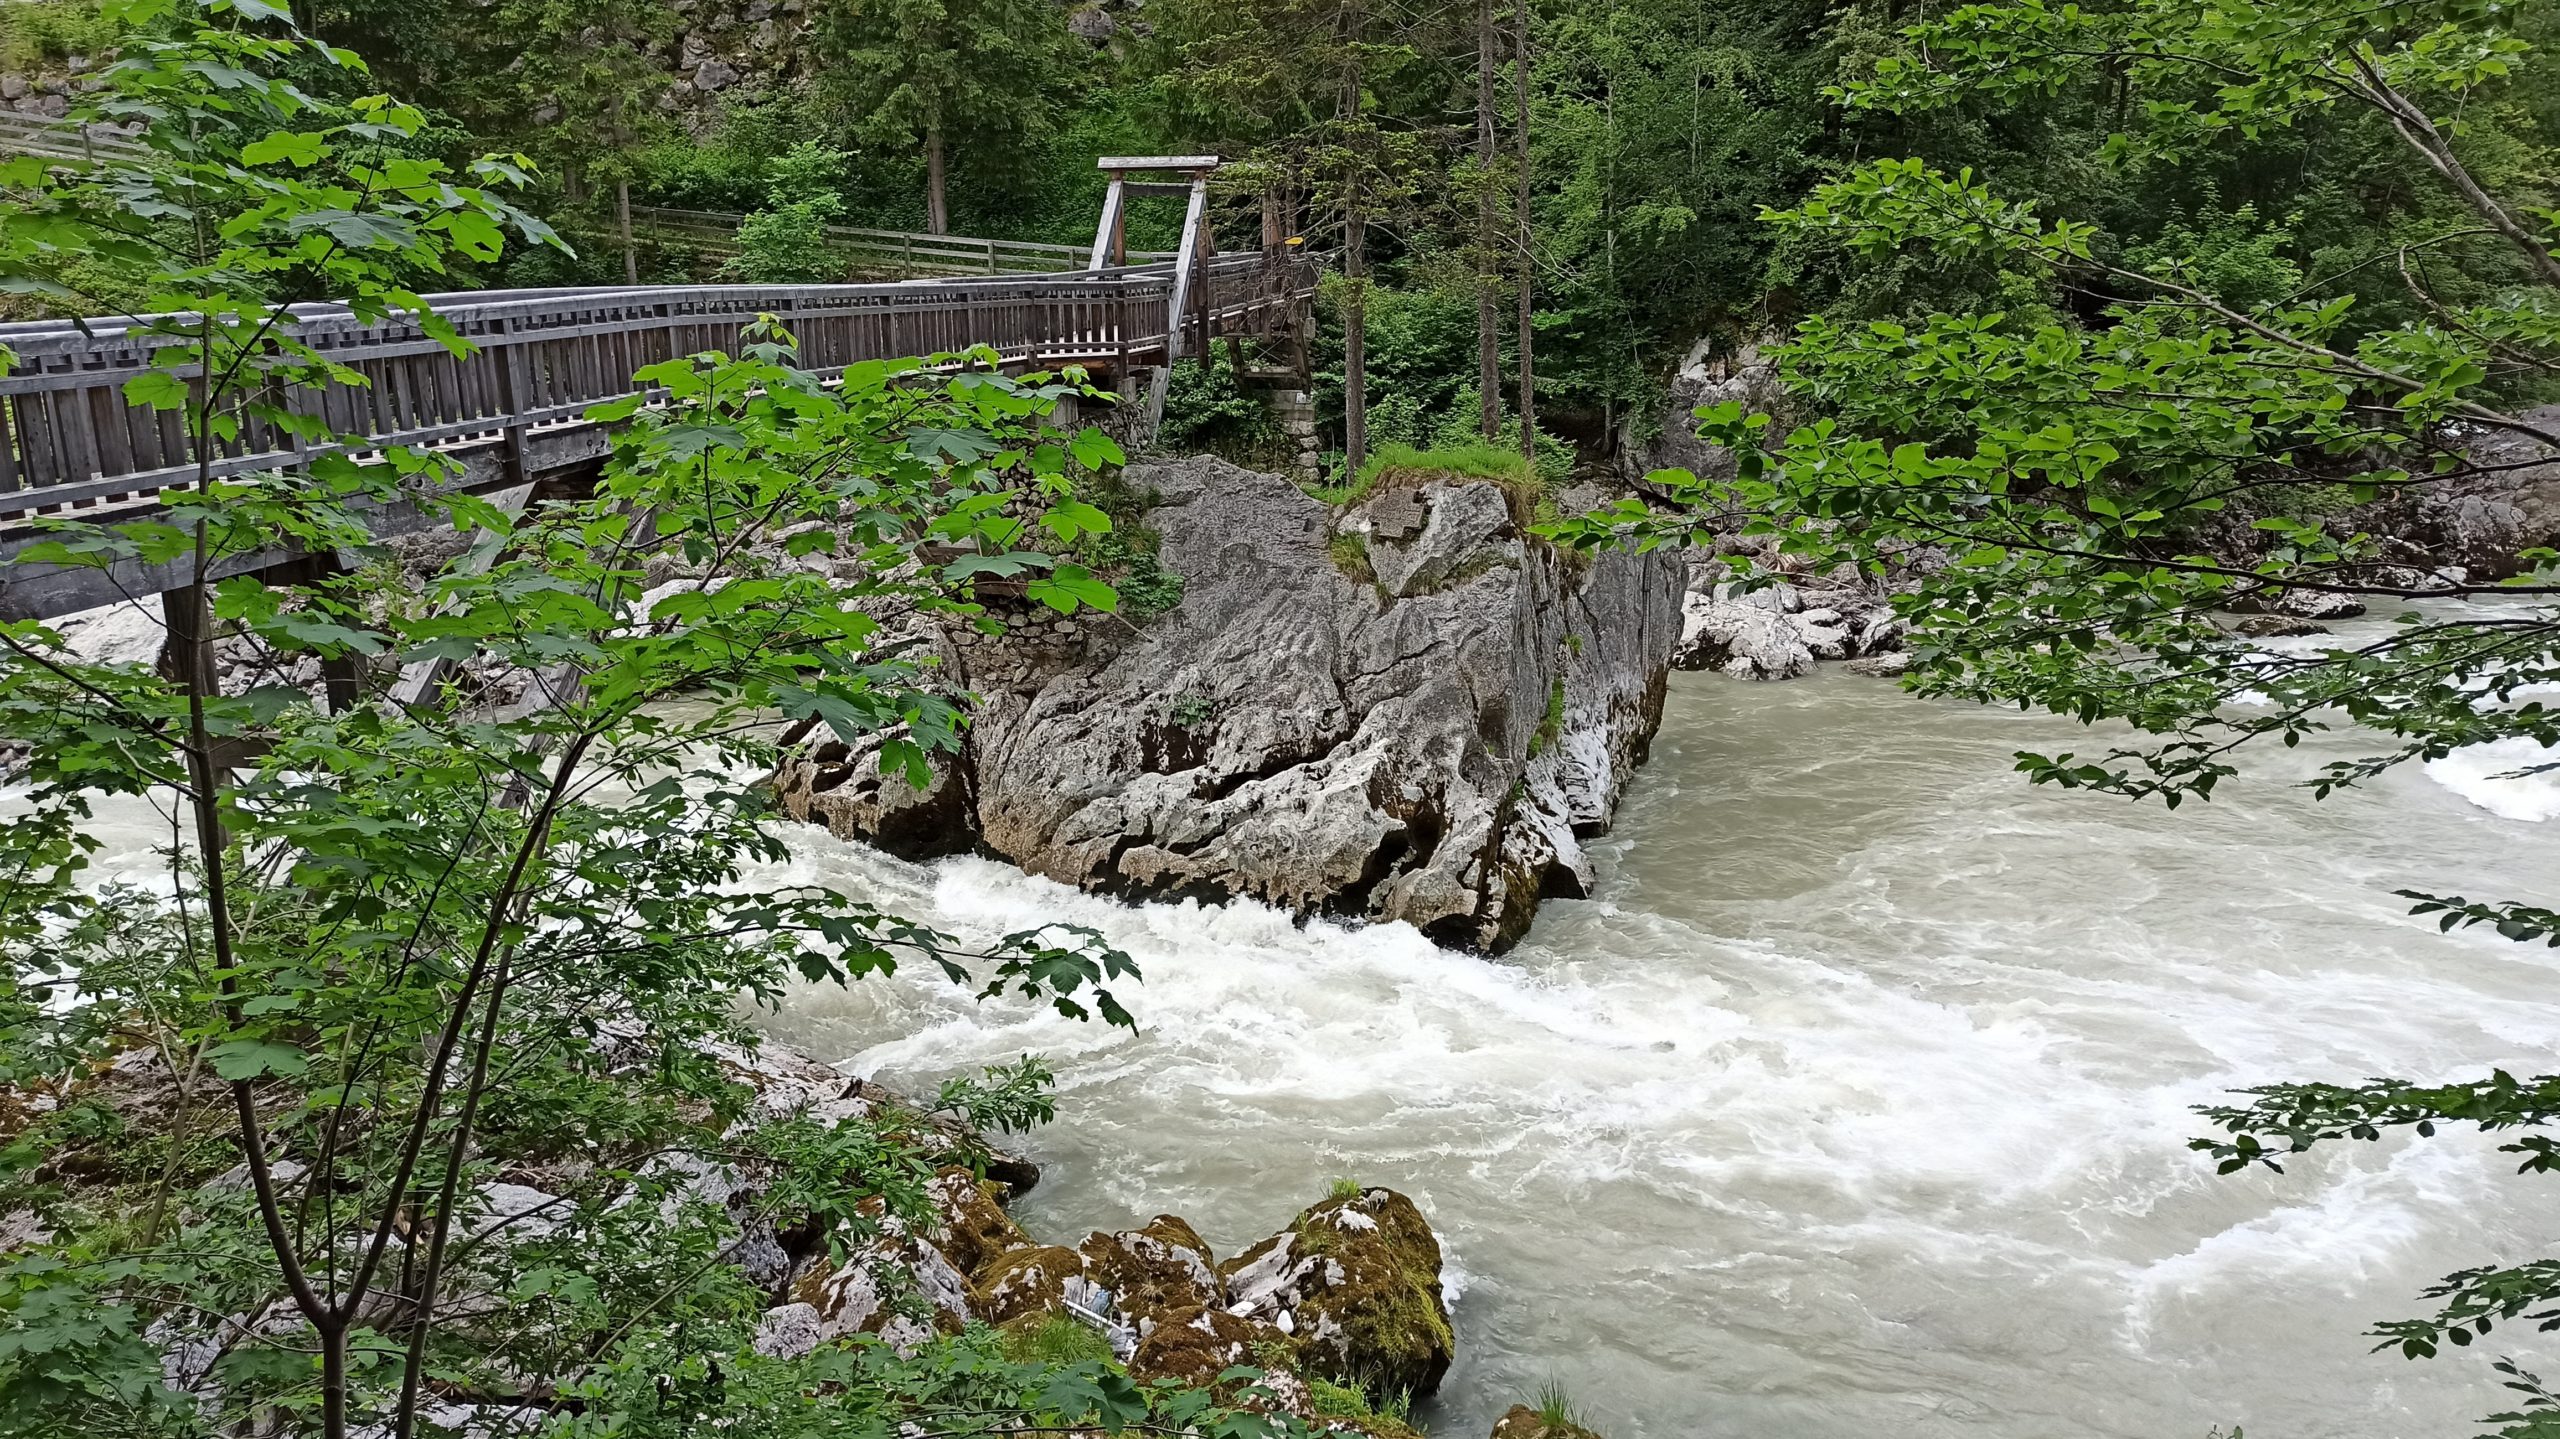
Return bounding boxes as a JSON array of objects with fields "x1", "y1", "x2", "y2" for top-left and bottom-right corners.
[
  {"x1": 626, "y1": 205, "x2": 1178, "y2": 279},
  {"x1": 0, "y1": 251, "x2": 1318, "y2": 523}
]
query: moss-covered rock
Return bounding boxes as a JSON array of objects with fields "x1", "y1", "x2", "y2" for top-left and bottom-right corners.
[
  {"x1": 1126, "y1": 1304, "x2": 1309, "y2": 1413},
  {"x1": 969, "y1": 1243, "x2": 1087, "y2": 1324},
  {"x1": 1489, "y1": 1403, "x2": 1605, "y2": 1439},
  {"x1": 786, "y1": 1213, "x2": 974, "y2": 1356},
  {"x1": 1077, "y1": 1213, "x2": 1223, "y2": 1326},
  {"x1": 1219, "y1": 1186, "x2": 1453, "y2": 1402},
  {"x1": 929, "y1": 1168, "x2": 1032, "y2": 1278}
]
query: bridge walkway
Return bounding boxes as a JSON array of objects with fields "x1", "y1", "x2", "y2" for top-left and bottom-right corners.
[{"x1": 0, "y1": 142, "x2": 1315, "y2": 620}]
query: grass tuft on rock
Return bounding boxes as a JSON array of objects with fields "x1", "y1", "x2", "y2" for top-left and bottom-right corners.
[
  {"x1": 998, "y1": 1311, "x2": 1117, "y2": 1368},
  {"x1": 1328, "y1": 530, "x2": 1376, "y2": 585},
  {"x1": 1536, "y1": 1378, "x2": 1585, "y2": 1429},
  {"x1": 1310, "y1": 1376, "x2": 1426, "y2": 1439},
  {"x1": 1314, "y1": 441, "x2": 1544, "y2": 511}
]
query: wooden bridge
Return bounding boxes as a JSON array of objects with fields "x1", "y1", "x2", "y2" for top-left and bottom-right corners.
[{"x1": 0, "y1": 150, "x2": 1316, "y2": 621}]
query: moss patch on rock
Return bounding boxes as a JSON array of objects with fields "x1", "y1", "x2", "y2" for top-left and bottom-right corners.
[
  {"x1": 1077, "y1": 1213, "x2": 1223, "y2": 1325},
  {"x1": 1220, "y1": 1186, "x2": 1453, "y2": 1403},
  {"x1": 968, "y1": 1243, "x2": 1086, "y2": 1323},
  {"x1": 928, "y1": 1167, "x2": 1031, "y2": 1278},
  {"x1": 1128, "y1": 1304, "x2": 1304, "y2": 1412}
]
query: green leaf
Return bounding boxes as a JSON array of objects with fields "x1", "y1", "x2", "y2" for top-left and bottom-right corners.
[
  {"x1": 1025, "y1": 563, "x2": 1118, "y2": 614},
  {"x1": 207, "y1": 1039, "x2": 308, "y2": 1080},
  {"x1": 241, "y1": 131, "x2": 327, "y2": 167},
  {"x1": 123, "y1": 370, "x2": 190, "y2": 411}
]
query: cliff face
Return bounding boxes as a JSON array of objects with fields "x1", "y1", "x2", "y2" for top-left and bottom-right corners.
[
  {"x1": 635, "y1": 0, "x2": 1140, "y2": 121},
  {"x1": 773, "y1": 457, "x2": 1686, "y2": 951}
]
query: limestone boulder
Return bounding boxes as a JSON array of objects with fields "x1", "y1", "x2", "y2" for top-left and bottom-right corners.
[
  {"x1": 769, "y1": 731, "x2": 974, "y2": 861},
  {"x1": 787, "y1": 1212, "x2": 975, "y2": 1355},
  {"x1": 2282, "y1": 588, "x2": 2367, "y2": 620},
  {"x1": 970, "y1": 1243, "x2": 1088, "y2": 1324},
  {"x1": 1221, "y1": 1187, "x2": 1453, "y2": 1402},
  {"x1": 2230, "y1": 615, "x2": 2330, "y2": 639},
  {"x1": 1067, "y1": 4, "x2": 1116, "y2": 41},
  {"x1": 1127, "y1": 1304, "x2": 1307, "y2": 1411},
  {"x1": 1352, "y1": 480, "x2": 1519, "y2": 598},
  {"x1": 929, "y1": 1168, "x2": 1033, "y2": 1278},
  {"x1": 2227, "y1": 586, "x2": 2368, "y2": 620},
  {"x1": 771, "y1": 458, "x2": 1684, "y2": 951},
  {"x1": 1078, "y1": 1214, "x2": 1223, "y2": 1328},
  {"x1": 1674, "y1": 595, "x2": 1814, "y2": 679}
]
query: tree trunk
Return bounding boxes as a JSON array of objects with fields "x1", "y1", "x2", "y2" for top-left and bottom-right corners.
[
  {"x1": 1346, "y1": 209, "x2": 1367, "y2": 474},
  {"x1": 616, "y1": 178, "x2": 637, "y2": 285},
  {"x1": 1512, "y1": 0, "x2": 1535, "y2": 464},
  {"x1": 1340, "y1": 3, "x2": 1369, "y2": 475},
  {"x1": 924, "y1": 127, "x2": 950, "y2": 235},
  {"x1": 1476, "y1": 0, "x2": 1501, "y2": 439}
]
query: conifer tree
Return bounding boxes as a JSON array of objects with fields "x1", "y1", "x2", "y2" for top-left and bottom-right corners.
[{"x1": 813, "y1": 0, "x2": 1075, "y2": 235}]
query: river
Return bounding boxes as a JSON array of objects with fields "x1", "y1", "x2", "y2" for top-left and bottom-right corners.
[{"x1": 757, "y1": 660, "x2": 2560, "y2": 1439}]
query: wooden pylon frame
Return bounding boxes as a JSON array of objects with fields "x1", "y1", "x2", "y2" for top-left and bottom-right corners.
[{"x1": 1089, "y1": 155, "x2": 1221, "y2": 428}]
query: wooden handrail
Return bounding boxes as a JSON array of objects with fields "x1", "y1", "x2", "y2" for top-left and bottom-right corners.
[
  {"x1": 0, "y1": 252, "x2": 1318, "y2": 521},
  {"x1": 625, "y1": 205, "x2": 1178, "y2": 276}
]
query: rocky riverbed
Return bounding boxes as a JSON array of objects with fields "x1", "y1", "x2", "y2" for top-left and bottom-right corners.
[
  {"x1": 709, "y1": 1042, "x2": 1462, "y2": 1420},
  {"x1": 7, "y1": 1028, "x2": 1472, "y2": 1437}
]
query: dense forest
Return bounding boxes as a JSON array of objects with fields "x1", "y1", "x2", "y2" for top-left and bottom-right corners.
[
  {"x1": 13, "y1": 0, "x2": 2550, "y2": 466},
  {"x1": 3, "y1": 0, "x2": 2560, "y2": 1437}
]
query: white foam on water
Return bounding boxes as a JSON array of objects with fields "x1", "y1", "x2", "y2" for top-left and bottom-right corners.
[{"x1": 2425, "y1": 736, "x2": 2560, "y2": 821}]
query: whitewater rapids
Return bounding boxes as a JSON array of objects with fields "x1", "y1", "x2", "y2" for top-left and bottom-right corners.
[{"x1": 757, "y1": 664, "x2": 2560, "y2": 1438}]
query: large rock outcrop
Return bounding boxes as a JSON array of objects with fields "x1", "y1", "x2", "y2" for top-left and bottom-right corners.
[
  {"x1": 774, "y1": 457, "x2": 1685, "y2": 951},
  {"x1": 1617, "y1": 338, "x2": 1789, "y2": 486},
  {"x1": 2413, "y1": 405, "x2": 2560, "y2": 578}
]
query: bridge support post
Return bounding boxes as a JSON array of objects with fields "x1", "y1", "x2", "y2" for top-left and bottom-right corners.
[{"x1": 1264, "y1": 388, "x2": 1321, "y2": 485}]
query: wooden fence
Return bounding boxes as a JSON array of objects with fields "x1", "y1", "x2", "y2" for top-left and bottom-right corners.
[
  {"x1": 0, "y1": 112, "x2": 147, "y2": 164},
  {"x1": 0, "y1": 252, "x2": 1317, "y2": 524}
]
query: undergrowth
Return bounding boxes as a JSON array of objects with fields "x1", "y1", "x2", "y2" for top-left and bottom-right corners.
[
  {"x1": 1067, "y1": 468, "x2": 1185, "y2": 616},
  {"x1": 1312, "y1": 441, "x2": 1541, "y2": 508},
  {"x1": 0, "y1": 0, "x2": 119, "y2": 71},
  {"x1": 1309, "y1": 1377, "x2": 1424, "y2": 1439},
  {"x1": 999, "y1": 1311, "x2": 1117, "y2": 1368}
]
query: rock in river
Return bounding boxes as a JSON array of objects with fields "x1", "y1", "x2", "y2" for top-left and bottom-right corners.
[
  {"x1": 1221, "y1": 1186, "x2": 1455, "y2": 1402},
  {"x1": 773, "y1": 456, "x2": 1684, "y2": 951}
]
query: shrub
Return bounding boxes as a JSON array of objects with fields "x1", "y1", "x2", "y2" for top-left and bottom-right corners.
[
  {"x1": 999, "y1": 1311, "x2": 1118, "y2": 1368},
  {"x1": 1160, "y1": 352, "x2": 1290, "y2": 470},
  {"x1": 721, "y1": 140, "x2": 853, "y2": 284},
  {"x1": 0, "y1": 0, "x2": 119, "y2": 71}
]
